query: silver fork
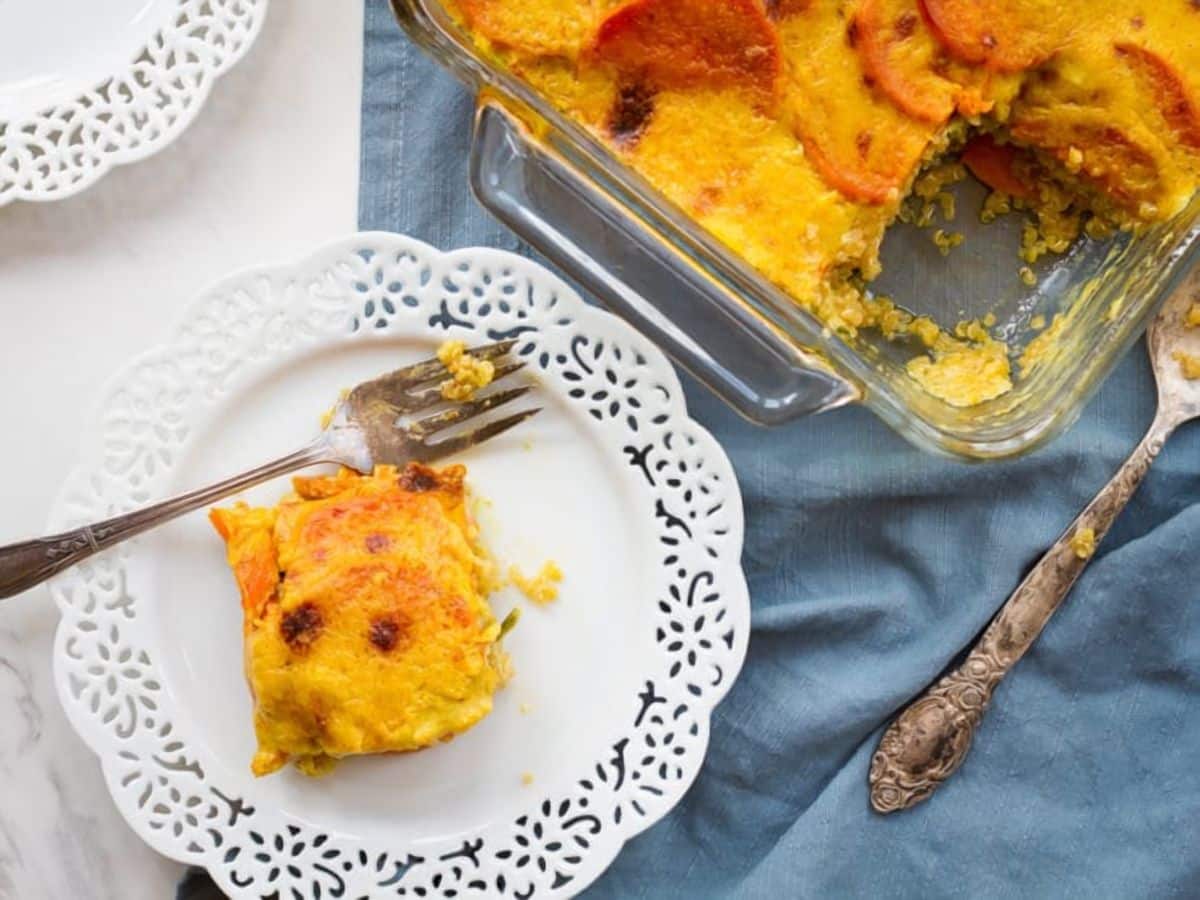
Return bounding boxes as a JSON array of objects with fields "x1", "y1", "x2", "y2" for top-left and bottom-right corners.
[
  {"x1": 869, "y1": 263, "x2": 1200, "y2": 813},
  {"x1": 0, "y1": 340, "x2": 538, "y2": 601}
]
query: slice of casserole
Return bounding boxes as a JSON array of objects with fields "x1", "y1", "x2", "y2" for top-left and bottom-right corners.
[{"x1": 210, "y1": 463, "x2": 511, "y2": 777}]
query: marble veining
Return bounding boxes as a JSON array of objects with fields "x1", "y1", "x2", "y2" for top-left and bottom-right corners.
[{"x1": 0, "y1": 596, "x2": 181, "y2": 900}]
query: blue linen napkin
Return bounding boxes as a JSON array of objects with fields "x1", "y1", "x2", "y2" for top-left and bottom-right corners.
[{"x1": 359, "y1": 4, "x2": 1200, "y2": 897}]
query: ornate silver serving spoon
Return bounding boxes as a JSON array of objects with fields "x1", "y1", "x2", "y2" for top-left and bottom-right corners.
[{"x1": 870, "y1": 264, "x2": 1200, "y2": 813}]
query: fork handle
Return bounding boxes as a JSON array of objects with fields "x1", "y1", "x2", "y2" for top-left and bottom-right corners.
[
  {"x1": 0, "y1": 444, "x2": 326, "y2": 601},
  {"x1": 868, "y1": 413, "x2": 1176, "y2": 813}
]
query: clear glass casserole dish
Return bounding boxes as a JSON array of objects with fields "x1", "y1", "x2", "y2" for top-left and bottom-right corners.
[{"x1": 388, "y1": 0, "x2": 1200, "y2": 460}]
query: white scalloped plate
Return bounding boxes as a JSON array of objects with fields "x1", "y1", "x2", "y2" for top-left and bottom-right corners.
[
  {"x1": 0, "y1": 0, "x2": 267, "y2": 206},
  {"x1": 48, "y1": 233, "x2": 749, "y2": 899}
]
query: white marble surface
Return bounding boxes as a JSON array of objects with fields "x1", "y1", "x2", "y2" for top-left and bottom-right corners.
[{"x1": 0, "y1": 2, "x2": 364, "y2": 897}]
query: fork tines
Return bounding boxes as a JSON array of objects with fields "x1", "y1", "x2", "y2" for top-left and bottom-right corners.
[
  {"x1": 411, "y1": 406, "x2": 541, "y2": 461},
  {"x1": 347, "y1": 340, "x2": 540, "y2": 463},
  {"x1": 410, "y1": 385, "x2": 534, "y2": 438},
  {"x1": 349, "y1": 339, "x2": 523, "y2": 412}
]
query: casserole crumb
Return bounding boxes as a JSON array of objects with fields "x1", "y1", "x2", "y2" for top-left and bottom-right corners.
[
  {"x1": 438, "y1": 339, "x2": 495, "y2": 401},
  {"x1": 509, "y1": 561, "x2": 564, "y2": 606}
]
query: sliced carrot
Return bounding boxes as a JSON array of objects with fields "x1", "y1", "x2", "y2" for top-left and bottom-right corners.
[
  {"x1": 778, "y1": 0, "x2": 935, "y2": 204},
  {"x1": 591, "y1": 0, "x2": 781, "y2": 103},
  {"x1": 458, "y1": 0, "x2": 595, "y2": 56},
  {"x1": 1009, "y1": 110, "x2": 1170, "y2": 209},
  {"x1": 209, "y1": 508, "x2": 280, "y2": 620},
  {"x1": 919, "y1": 0, "x2": 1062, "y2": 73},
  {"x1": 1115, "y1": 42, "x2": 1200, "y2": 152},
  {"x1": 855, "y1": 0, "x2": 959, "y2": 123},
  {"x1": 800, "y1": 133, "x2": 907, "y2": 205},
  {"x1": 209, "y1": 507, "x2": 235, "y2": 541},
  {"x1": 961, "y1": 135, "x2": 1034, "y2": 200}
]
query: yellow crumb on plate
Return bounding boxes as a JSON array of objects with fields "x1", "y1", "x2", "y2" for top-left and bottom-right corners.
[
  {"x1": 519, "y1": 702, "x2": 533, "y2": 715},
  {"x1": 509, "y1": 561, "x2": 564, "y2": 606},
  {"x1": 1174, "y1": 351, "x2": 1200, "y2": 380},
  {"x1": 438, "y1": 339, "x2": 495, "y2": 401},
  {"x1": 521, "y1": 772, "x2": 535, "y2": 786},
  {"x1": 1069, "y1": 527, "x2": 1096, "y2": 560},
  {"x1": 1186, "y1": 303, "x2": 1200, "y2": 329}
]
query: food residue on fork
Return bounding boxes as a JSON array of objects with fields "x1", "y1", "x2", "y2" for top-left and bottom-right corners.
[
  {"x1": 438, "y1": 339, "x2": 495, "y2": 401},
  {"x1": 1174, "y1": 351, "x2": 1200, "y2": 380},
  {"x1": 1069, "y1": 527, "x2": 1096, "y2": 560},
  {"x1": 509, "y1": 561, "x2": 564, "y2": 606},
  {"x1": 319, "y1": 388, "x2": 350, "y2": 430}
]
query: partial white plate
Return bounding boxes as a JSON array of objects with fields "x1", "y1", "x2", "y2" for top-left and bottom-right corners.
[
  {"x1": 0, "y1": 0, "x2": 266, "y2": 205},
  {"x1": 48, "y1": 233, "x2": 750, "y2": 898}
]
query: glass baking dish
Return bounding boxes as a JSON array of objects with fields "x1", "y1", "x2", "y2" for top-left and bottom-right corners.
[{"x1": 388, "y1": 0, "x2": 1200, "y2": 460}]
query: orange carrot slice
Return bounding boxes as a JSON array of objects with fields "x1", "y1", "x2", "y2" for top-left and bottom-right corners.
[
  {"x1": 961, "y1": 135, "x2": 1034, "y2": 199},
  {"x1": 855, "y1": 0, "x2": 959, "y2": 123},
  {"x1": 1115, "y1": 42, "x2": 1200, "y2": 152},
  {"x1": 591, "y1": 0, "x2": 781, "y2": 102},
  {"x1": 919, "y1": 0, "x2": 1063, "y2": 73}
]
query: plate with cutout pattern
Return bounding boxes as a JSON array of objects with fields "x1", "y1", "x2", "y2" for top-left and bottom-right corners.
[
  {"x1": 0, "y1": 0, "x2": 266, "y2": 206},
  {"x1": 47, "y1": 232, "x2": 749, "y2": 898}
]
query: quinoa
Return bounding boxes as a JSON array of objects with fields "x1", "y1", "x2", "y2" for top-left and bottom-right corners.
[
  {"x1": 933, "y1": 229, "x2": 965, "y2": 255},
  {"x1": 1069, "y1": 527, "x2": 1096, "y2": 560},
  {"x1": 1174, "y1": 351, "x2": 1200, "y2": 380},
  {"x1": 438, "y1": 339, "x2": 495, "y2": 401}
]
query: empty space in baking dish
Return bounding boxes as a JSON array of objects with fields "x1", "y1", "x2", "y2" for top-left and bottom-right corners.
[{"x1": 393, "y1": 0, "x2": 1200, "y2": 457}]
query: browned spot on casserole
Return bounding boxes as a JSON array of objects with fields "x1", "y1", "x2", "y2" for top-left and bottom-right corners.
[
  {"x1": 398, "y1": 465, "x2": 439, "y2": 492},
  {"x1": 364, "y1": 533, "x2": 391, "y2": 553},
  {"x1": 610, "y1": 82, "x2": 655, "y2": 147},
  {"x1": 281, "y1": 602, "x2": 322, "y2": 649},
  {"x1": 369, "y1": 615, "x2": 406, "y2": 652}
]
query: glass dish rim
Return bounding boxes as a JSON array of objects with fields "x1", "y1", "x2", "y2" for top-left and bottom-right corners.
[{"x1": 389, "y1": 0, "x2": 1200, "y2": 460}]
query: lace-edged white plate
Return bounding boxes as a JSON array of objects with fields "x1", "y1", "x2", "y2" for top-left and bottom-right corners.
[
  {"x1": 0, "y1": 0, "x2": 267, "y2": 206},
  {"x1": 48, "y1": 232, "x2": 749, "y2": 899}
]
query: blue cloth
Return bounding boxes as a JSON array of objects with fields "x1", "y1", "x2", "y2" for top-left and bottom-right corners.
[{"x1": 360, "y1": 2, "x2": 1200, "y2": 896}]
